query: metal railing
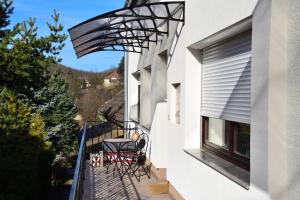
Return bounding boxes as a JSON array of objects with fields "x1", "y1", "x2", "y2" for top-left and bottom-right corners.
[
  {"x1": 86, "y1": 120, "x2": 138, "y2": 154},
  {"x1": 69, "y1": 120, "x2": 138, "y2": 200},
  {"x1": 69, "y1": 122, "x2": 88, "y2": 200}
]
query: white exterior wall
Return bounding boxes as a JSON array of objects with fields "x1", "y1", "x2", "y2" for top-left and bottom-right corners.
[
  {"x1": 127, "y1": 52, "x2": 140, "y2": 120},
  {"x1": 286, "y1": 0, "x2": 300, "y2": 198},
  {"x1": 168, "y1": 1, "x2": 259, "y2": 199},
  {"x1": 125, "y1": 0, "x2": 300, "y2": 199},
  {"x1": 149, "y1": 102, "x2": 168, "y2": 168}
]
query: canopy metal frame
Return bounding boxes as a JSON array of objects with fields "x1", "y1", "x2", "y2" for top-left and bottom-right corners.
[{"x1": 68, "y1": 1, "x2": 185, "y2": 58}]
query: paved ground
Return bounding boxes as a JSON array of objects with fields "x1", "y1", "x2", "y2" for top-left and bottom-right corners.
[{"x1": 83, "y1": 162, "x2": 172, "y2": 200}]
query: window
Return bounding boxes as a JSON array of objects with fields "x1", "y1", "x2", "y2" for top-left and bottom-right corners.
[
  {"x1": 130, "y1": 71, "x2": 140, "y2": 123},
  {"x1": 200, "y1": 30, "x2": 251, "y2": 171},
  {"x1": 158, "y1": 50, "x2": 168, "y2": 100},
  {"x1": 202, "y1": 116, "x2": 250, "y2": 170},
  {"x1": 201, "y1": 30, "x2": 251, "y2": 124},
  {"x1": 171, "y1": 83, "x2": 181, "y2": 124},
  {"x1": 142, "y1": 66, "x2": 152, "y2": 129},
  {"x1": 137, "y1": 84, "x2": 141, "y2": 123}
]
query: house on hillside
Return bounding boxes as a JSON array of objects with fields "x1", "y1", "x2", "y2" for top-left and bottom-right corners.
[
  {"x1": 69, "y1": 0, "x2": 300, "y2": 199},
  {"x1": 80, "y1": 77, "x2": 92, "y2": 89},
  {"x1": 85, "y1": 79, "x2": 91, "y2": 88},
  {"x1": 103, "y1": 71, "x2": 121, "y2": 87}
]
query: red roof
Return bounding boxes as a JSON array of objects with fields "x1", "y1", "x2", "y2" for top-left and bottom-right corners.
[{"x1": 105, "y1": 71, "x2": 120, "y2": 79}]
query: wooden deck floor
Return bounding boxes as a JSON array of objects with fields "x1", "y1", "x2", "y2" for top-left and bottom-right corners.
[{"x1": 83, "y1": 162, "x2": 173, "y2": 200}]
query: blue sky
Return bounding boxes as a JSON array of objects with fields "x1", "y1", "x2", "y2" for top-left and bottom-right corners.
[{"x1": 10, "y1": 0, "x2": 125, "y2": 72}]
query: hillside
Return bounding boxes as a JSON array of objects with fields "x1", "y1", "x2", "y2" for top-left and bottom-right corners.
[
  {"x1": 49, "y1": 64, "x2": 114, "y2": 90},
  {"x1": 49, "y1": 64, "x2": 124, "y2": 122}
]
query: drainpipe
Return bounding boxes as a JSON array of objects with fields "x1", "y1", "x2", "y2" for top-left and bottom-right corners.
[{"x1": 124, "y1": 51, "x2": 128, "y2": 122}]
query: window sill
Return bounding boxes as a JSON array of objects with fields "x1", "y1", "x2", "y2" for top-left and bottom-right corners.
[{"x1": 184, "y1": 149, "x2": 250, "y2": 189}]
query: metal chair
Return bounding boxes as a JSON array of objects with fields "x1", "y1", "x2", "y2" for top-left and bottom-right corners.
[{"x1": 121, "y1": 131, "x2": 151, "y2": 182}]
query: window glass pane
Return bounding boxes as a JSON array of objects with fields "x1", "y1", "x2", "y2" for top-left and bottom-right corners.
[
  {"x1": 234, "y1": 123, "x2": 250, "y2": 158},
  {"x1": 208, "y1": 118, "x2": 229, "y2": 149}
]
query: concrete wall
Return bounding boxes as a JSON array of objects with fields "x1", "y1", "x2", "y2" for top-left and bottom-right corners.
[
  {"x1": 287, "y1": 0, "x2": 300, "y2": 198},
  {"x1": 150, "y1": 51, "x2": 168, "y2": 122},
  {"x1": 125, "y1": 0, "x2": 300, "y2": 199},
  {"x1": 140, "y1": 67, "x2": 152, "y2": 127},
  {"x1": 252, "y1": 1, "x2": 300, "y2": 199},
  {"x1": 251, "y1": 0, "x2": 271, "y2": 198},
  {"x1": 285, "y1": 0, "x2": 300, "y2": 199},
  {"x1": 127, "y1": 52, "x2": 140, "y2": 121},
  {"x1": 166, "y1": 1, "x2": 258, "y2": 199},
  {"x1": 149, "y1": 102, "x2": 168, "y2": 168}
]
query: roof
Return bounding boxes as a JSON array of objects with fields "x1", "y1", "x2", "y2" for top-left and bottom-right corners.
[
  {"x1": 68, "y1": 1, "x2": 184, "y2": 58},
  {"x1": 105, "y1": 71, "x2": 121, "y2": 79}
]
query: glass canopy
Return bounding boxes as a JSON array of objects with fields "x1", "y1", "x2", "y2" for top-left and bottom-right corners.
[{"x1": 68, "y1": 1, "x2": 185, "y2": 58}]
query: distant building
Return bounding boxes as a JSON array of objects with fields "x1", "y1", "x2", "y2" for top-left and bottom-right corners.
[
  {"x1": 103, "y1": 71, "x2": 121, "y2": 87},
  {"x1": 74, "y1": 114, "x2": 82, "y2": 121},
  {"x1": 80, "y1": 78, "x2": 92, "y2": 89},
  {"x1": 85, "y1": 80, "x2": 91, "y2": 88},
  {"x1": 74, "y1": 114, "x2": 84, "y2": 128}
]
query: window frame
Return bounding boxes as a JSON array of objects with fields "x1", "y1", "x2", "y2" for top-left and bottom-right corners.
[
  {"x1": 171, "y1": 83, "x2": 181, "y2": 124},
  {"x1": 137, "y1": 84, "x2": 141, "y2": 123},
  {"x1": 201, "y1": 116, "x2": 250, "y2": 171}
]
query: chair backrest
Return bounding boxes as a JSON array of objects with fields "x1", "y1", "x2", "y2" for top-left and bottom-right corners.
[
  {"x1": 136, "y1": 138, "x2": 146, "y2": 150},
  {"x1": 127, "y1": 127, "x2": 149, "y2": 154},
  {"x1": 137, "y1": 153, "x2": 147, "y2": 165},
  {"x1": 136, "y1": 132, "x2": 149, "y2": 154}
]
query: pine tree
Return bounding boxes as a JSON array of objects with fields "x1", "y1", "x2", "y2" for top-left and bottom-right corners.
[
  {"x1": 0, "y1": 7, "x2": 67, "y2": 98},
  {"x1": 117, "y1": 56, "x2": 124, "y2": 76},
  {"x1": 0, "y1": 1, "x2": 76, "y2": 198},
  {"x1": 0, "y1": 0, "x2": 13, "y2": 39},
  {"x1": 33, "y1": 72, "x2": 79, "y2": 156}
]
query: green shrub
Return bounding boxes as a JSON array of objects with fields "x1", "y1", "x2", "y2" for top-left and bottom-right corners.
[{"x1": 0, "y1": 89, "x2": 54, "y2": 200}]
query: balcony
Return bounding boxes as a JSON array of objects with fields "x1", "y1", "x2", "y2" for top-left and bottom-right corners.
[{"x1": 69, "y1": 121, "x2": 172, "y2": 200}]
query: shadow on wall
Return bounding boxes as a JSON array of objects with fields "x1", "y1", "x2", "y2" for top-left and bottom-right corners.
[
  {"x1": 220, "y1": 60, "x2": 251, "y2": 121},
  {"x1": 167, "y1": 20, "x2": 185, "y2": 68}
]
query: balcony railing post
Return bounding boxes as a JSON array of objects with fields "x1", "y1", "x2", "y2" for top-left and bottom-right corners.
[
  {"x1": 69, "y1": 122, "x2": 88, "y2": 200},
  {"x1": 69, "y1": 120, "x2": 138, "y2": 200},
  {"x1": 91, "y1": 122, "x2": 94, "y2": 153}
]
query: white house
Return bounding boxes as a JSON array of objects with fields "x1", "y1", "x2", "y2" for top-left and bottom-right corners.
[
  {"x1": 103, "y1": 71, "x2": 121, "y2": 87},
  {"x1": 124, "y1": 0, "x2": 300, "y2": 200},
  {"x1": 69, "y1": 0, "x2": 300, "y2": 199}
]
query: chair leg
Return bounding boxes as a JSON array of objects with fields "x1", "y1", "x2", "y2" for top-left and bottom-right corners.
[
  {"x1": 132, "y1": 164, "x2": 141, "y2": 182},
  {"x1": 142, "y1": 165, "x2": 151, "y2": 179},
  {"x1": 132, "y1": 170, "x2": 139, "y2": 182},
  {"x1": 113, "y1": 163, "x2": 119, "y2": 177},
  {"x1": 120, "y1": 163, "x2": 130, "y2": 179}
]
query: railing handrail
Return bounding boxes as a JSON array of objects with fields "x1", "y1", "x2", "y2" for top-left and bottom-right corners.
[
  {"x1": 87, "y1": 119, "x2": 124, "y2": 129},
  {"x1": 68, "y1": 120, "x2": 138, "y2": 199},
  {"x1": 86, "y1": 120, "x2": 137, "y2": 131},
  {"x1": 69, "y1": 122, "x2": 88, "y2": 200}
]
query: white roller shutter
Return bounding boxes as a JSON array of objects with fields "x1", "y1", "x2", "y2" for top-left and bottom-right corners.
[{"x1": 201, "y1": 30, "x2": 251, "y2": 124}]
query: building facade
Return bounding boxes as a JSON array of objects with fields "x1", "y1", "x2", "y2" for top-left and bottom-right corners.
[
  {"x1": 125, "y1": 0, "x2": 300, "y2": 199},
  {"x1": 103, "y1": 71, "x2": 121, "y2": 88}
]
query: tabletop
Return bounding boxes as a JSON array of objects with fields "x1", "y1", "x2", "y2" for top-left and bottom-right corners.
[{"x1": 104, "y1": 138, "x2": 133, "y2": 143}]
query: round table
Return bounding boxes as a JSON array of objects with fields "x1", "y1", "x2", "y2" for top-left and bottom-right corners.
[
  {"x1": 103, "y1": 138, "x2": 134, "y2": 178},
  {"x1": 104, "y1": 138, "x2": 132, "y2": 143}
]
